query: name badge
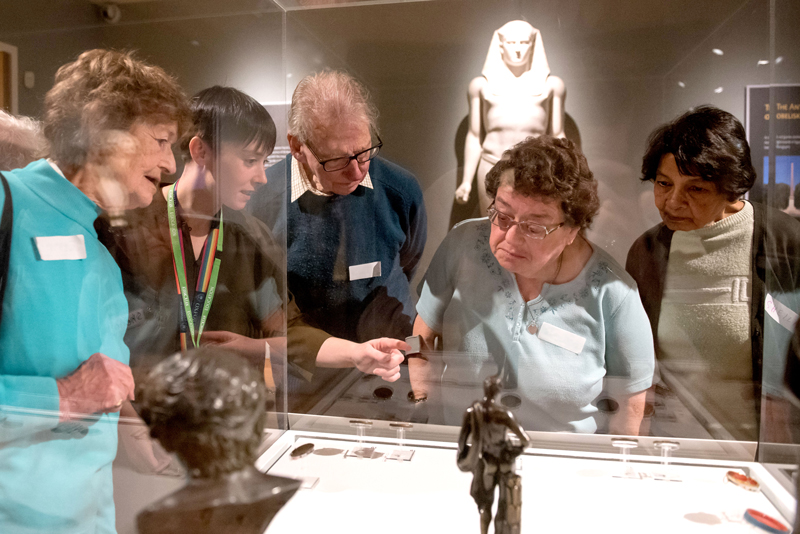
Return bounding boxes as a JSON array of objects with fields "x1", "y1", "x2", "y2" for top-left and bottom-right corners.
[
  {"x1": 35, "y1": 235, "x2": 86, "y2": 261},
  {"x1": 765, "y1": 293, "x2": 799, "y2": 333},
  {"x1": 349, "y1": 261, "x2": 381, "y2": 281},
  {"x1": 538, "y1": 322, "x2": 586, "y2": 354}
]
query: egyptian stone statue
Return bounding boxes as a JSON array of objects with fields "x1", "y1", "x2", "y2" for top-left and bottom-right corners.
[
  {"x1": 135, "y1": 347, "x2": 299, "y2": 534},
  {"x1": 456, "y1": 20, "x2": 566, "y2": 213}
]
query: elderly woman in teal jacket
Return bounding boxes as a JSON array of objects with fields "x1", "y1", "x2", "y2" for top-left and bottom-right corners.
[{"x1": 0, "y1": 49, "x2": 189, "y2": 533}]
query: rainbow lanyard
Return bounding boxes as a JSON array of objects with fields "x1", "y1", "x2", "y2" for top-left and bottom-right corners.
[{"x1": 167, "y1": 181, "x2": 224, "y2": 351}]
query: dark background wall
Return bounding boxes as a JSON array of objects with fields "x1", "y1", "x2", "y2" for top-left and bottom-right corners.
[{"x1": 1, "y1": 0, "x2": 798, "y2": 276}]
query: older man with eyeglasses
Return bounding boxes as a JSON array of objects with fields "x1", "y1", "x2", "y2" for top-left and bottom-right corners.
[{"x1": 248, "y1": 70, "x2": 427, "y2": 409}]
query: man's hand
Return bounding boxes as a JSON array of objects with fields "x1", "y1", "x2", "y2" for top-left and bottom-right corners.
[
  {"x1": 56, "y1": 353, "x2": 135, "y2": 422},
  {"x1": 353, "y1": 338, "x2": 408, "y2": 382}
]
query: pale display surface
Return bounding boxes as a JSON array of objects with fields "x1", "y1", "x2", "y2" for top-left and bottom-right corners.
[{"x1": 260, "y1": 431, "x2": 795, "y2": 534}]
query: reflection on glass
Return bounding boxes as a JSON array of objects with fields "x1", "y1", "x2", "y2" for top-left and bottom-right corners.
[
  {"x1": 247, "y1": 70, "x2": 426, "y2": 413},
  {"x1": 627, "y1": 105, "x2": 800, "y2": 444},
  {"x1": 0, "y1": 49, "x2": 189, "y2": 533},
  {"x1": 412, "y1": 135, "x2": 654, "y2": 435}
]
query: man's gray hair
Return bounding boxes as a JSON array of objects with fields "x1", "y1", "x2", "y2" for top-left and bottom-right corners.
[
  {"x1": 0, "y1": 110, "x2": 48, "y2": 171},
  {"x1": 288, "y1": 70, "x2": 379, "y2": 145}
]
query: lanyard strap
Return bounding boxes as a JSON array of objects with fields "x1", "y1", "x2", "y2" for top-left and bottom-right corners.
[{"x1": 167, "y1": 182, "x2": 224, "y2": 350}]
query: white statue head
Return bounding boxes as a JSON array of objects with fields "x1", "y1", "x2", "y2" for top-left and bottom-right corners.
[
  {"x1": 498, "y1": 20, "x2": 534, "y2": 69},
  {"x1": 481, "y1": 20, "x2": 550, "y2": 96}
]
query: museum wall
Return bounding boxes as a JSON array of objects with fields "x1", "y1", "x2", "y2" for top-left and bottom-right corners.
[{"x1": 0, "y1": 1, "x2": 285, "y2": 120}]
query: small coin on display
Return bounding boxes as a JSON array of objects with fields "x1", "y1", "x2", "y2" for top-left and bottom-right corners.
[{"x1": 290, "y1": 443, "x2": 315, "y2": 459}]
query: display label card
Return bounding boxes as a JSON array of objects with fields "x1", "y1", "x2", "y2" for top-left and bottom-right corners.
[
  {"x1": 538, "y1": 322, "x2": 586, "y2": 354},
  {"x1": 765, "y1": 293, "x2": 799, "y2": 332},
  {"x1": 349, "y1": 261, "x2": 381, "y2": 281},
  {"x1": 35, "y1": 235, "x2": 86, "y2": 261}
]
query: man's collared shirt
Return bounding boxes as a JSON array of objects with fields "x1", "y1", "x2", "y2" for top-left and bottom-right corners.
[{"x1": 290, "y1": 155, "x2": 373, "y2": 202}]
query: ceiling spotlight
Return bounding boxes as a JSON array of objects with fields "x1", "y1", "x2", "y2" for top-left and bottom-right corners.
[
  {"x1": 714, "y1": 87, "x2": 724, "y2": 94},
  {"x1": 712, "y1": 49, "x2": 724, "y2": 56},
  {"x1": 757, "y1": 60, "x2": 769, "y2": 66},
  {"x1": 776, "y1": 56, "x2": 784, "y2": 64},
  {"x1": 678, "y1": 81, "x2": 686, "y2": 88}
]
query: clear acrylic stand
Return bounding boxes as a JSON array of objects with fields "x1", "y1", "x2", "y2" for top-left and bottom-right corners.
[
  {"x1": 345, "y1": 420, "x2": 376, "y2": 459},
  {"x1": 386, "y1": 422, "x2": 414, "y2": 462},
  {"x1": 653, "y1": 441, "x2": 681, "y2": 482},
  {"x1": 289, "y1": 442, "x2": 319, "y2": 489},
  {"x1": 611, "y1": 438, "x2": 641, "y2": 479}
]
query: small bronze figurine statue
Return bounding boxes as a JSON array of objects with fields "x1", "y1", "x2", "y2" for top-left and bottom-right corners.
[
  {"x1": 457, "y1": 375, "x2": 531, "y2": 534},
  {"x1": 135, "y1": 347, "x2": 300, "y2": 534}
]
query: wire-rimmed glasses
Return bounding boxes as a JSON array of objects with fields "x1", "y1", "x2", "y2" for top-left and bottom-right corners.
[{"x1": 487, "y1": 203, "x2": 564, "y2": 239}]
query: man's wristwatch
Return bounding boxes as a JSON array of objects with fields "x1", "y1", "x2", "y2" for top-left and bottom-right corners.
[{"x1": 407, "y1": 390, "x2": 428, "y2": 404}]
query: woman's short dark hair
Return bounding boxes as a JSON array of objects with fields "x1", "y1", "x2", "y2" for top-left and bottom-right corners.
[
  {"x1": 641, "y1": 105, "x2": 756, "y2": 201},
  {"x1": 43, "y1": 49, "x2": 190, "y2": 172},
  {"x1": 485, "y1": 135, "x2": 600, "y2": 230},
  {"x1": 180, "y1": 86, "x2": 276, "y2": 161}
]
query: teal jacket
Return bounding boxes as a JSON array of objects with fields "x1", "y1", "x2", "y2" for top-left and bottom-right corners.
[{"x1": 0, "y1": 160, "x2": 129, "y2": 533}]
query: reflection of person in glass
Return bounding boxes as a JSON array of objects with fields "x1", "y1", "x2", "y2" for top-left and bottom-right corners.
[
  {"x1": 100, "y1": 86, "x2": 405, "y2": 418},
  {"x1": 411, "y1": 136, "x2": 654, "y2": 434},
  {"x1": 457, "y1": 375, "x2": 530, "y2": 534},
  {"x1": 248, "y1": 71, "x2": 425, "y2": 410},
  {"x1": 455, "y1": 20, "x2": 566, "y2": 213},
  {"x1": 785, "y1": 324, "x2": 800, "y2": 533},
  {"x1": 0, "y1": 110, "x2": 47, "y2": 171},
  {"x1": 0, "y1": 49, "x2": 190, "y2": 533},
  {"x1": 626, "y1": 105, "x2": 800, "y2": 441},
  {"x1": 248, "y1": 71, "x2": 427, "y2": 344}
]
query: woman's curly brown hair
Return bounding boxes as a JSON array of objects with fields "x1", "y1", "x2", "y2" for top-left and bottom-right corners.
[
  {"x1": 42, "y1": 49, "x2": 191, "y2": 172},
  {"x1": 485, "y1": 135, "x2": 600, "y2": 230}
]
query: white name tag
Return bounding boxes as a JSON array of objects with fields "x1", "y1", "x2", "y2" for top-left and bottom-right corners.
[
  {"x1": 765, "y1": 293, "x2": 799, "y2": 332},
  {"x1": 35, "y1": 235, "x2": 86, "y2": 261},
  {"x1": 349, "y1": 261, "x2": 381, "y2": 281},
  {"x1": 538, "y1": 322, "x2": 586, "y2": 354}
]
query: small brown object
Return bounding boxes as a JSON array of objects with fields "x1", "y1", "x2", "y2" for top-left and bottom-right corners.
[{"x1": 725, "y1": 470, "x2": 760, "y2": 491}]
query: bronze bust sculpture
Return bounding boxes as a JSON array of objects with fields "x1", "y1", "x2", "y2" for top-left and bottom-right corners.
[
  {"x1": 135, "y1": 347, "x2": 300, "y2": 534},
  {"x1": 457, "y1": 375, "x2": 531, "y2": 534}
]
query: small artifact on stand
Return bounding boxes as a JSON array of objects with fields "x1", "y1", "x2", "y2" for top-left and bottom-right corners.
[
  {"x1": 457, "y1": 375, "x2": 531, "y2": 534},
  {"x1": 135, "y1": 347, "x2": 300, "y2": 534}
]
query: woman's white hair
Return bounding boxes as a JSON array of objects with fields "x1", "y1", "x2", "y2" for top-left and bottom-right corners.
[
  {"x1": 288, "y1": 70, "x2": 379, "y2": 144},
  {"x1": 0, "y1": 110, "x2": 48, "y2": 171}
]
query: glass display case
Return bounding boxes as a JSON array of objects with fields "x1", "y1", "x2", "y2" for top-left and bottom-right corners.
[
  {"x1": 256, "y1": 416, "x2": 798, "y2": 533},
  {"x1": 0, "y1": 0, "x2": 798, "y2": 532}
]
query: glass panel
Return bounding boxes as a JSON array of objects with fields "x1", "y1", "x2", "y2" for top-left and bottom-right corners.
[
  {"x1": 1, "y1": 0, "x2": 798, "y2": 531},
  {"x1": 0, "y1": 2, "x2": 289, "y2": 532}
]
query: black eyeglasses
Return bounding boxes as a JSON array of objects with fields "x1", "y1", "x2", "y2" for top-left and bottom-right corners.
[
  {"x1": 487, "y1": 204, "x2": 564, "y2": 240},
  {"x1": 307, "y1": 136, "x2": 383, "y2": 172}
]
